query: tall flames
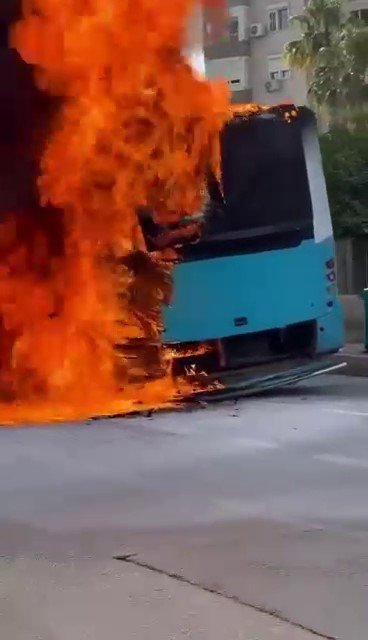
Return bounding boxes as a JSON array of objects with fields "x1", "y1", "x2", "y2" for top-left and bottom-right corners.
[{"x1": 0, "y1": 0, "x2": 229, "y2": 424}]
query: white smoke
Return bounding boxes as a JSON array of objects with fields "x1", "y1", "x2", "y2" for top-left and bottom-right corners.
[{"x1": 184, "y1": 3, "x2": 206, "y2": 77}]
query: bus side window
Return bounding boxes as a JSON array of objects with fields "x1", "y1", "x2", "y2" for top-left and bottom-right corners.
[
  {"x1": 207, "y1": 170, "x2": 225, "y2": 207},
  {"x1": 0, "y1": 22, "x2": 8, "y2": 48}
]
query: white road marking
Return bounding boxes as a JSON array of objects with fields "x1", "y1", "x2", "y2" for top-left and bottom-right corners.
[
  {"x1": 229, "y1": 437, "x2": 280, "y2": 451},
  {"x1": 314, "y1": 453, "x2": 368, "y2": 469},
  {"x1": 324, "y1": 409, "x2": 368, "y2": 417},
  {"x1": 259, "y1": 402, "x2": 368, "y2": 418}
]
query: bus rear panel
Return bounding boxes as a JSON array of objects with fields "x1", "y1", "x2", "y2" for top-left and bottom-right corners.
[{"x1": 160, "y1": 107, "x2": 344, "y2": 377}]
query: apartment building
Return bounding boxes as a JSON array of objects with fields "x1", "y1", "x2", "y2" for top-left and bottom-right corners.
[
  {"x1": 349, "y1": 0, "x2": 368, "y2": 22},
  {"x1": 204, "y1": 0, "x2": 368, "y2": 106}
]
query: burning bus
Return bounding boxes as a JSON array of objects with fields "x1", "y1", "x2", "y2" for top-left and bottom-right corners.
[
  {"x1": 0, "y1": 1, "x2": 344, "y2": 423},
  {"x1": 139, "y1": 105, "x2": 345, "y2": 395}
]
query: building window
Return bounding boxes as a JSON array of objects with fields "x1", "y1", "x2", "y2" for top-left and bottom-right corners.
[
  {"x1": 351, "y1": 9, "x2": 368, "y2": 25},
  {"x1": 269, "y1": 11, "x2": 277, "y2": 31},
  {"x1": 268, "y1": 56, "x2": 291, "y2": 80},
  {"x1": 269, "y1": 69, "x2": 291, "y2": 79},
  {"x1": 280, "y1": 68, "x2": 291, "y2": 79},
  {"x1": 229, "y1": 17, "x2": 240, "y2": 41},
  {"x1": 227, "y1": 6, "x2": 248, "y2": 42},
  {"x1": 269, "y1": 7, "x2": 289, "y2": 32},
  {"x1": 279, "y1": 7, "x2": 289, "y2": 29},
  {"x1": 229, "y1": 78, "x2": 242, "y2": 88},
  {"x1": 0, "y1": 21, "x2": 8, "y2": 47},
  {"x1": 204, "y1": 6, "x2": 248, "y2": 44},
  {"x1": 204, "y1": 15, "x2": 239, "y2": 44}
]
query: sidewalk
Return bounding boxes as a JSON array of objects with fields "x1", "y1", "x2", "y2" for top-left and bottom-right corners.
[
  {"x1": 0, "y1": 557, "x2": 321, "y2": 640},
  {"x1": 333, "y1": 343, "x2": 368, "y2": 377}
]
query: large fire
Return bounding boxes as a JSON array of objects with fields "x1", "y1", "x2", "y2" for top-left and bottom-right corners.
[{"x1": 0, "y1": 0, "x2": 229, "y2": 425}]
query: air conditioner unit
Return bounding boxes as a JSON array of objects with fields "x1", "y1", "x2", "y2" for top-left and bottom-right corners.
[
  {"x1": 250, "y1": 23, "x2": 266, "y2": 38},
  {"x1": 265, "y1": 78, "x2": 282, "y2": 93}
]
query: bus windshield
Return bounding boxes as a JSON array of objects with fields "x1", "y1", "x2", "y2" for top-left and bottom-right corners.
[
  {"x1": 214, "y1": 109, "x2": 313, "y2": 235},
  {"x1": 139, "y1": 107, "x2": 316, "y2": 259}
]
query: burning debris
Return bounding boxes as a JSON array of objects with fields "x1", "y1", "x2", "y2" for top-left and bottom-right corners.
[{"x1": 0, "y1": 0, "x2": 229, "y2": 424}]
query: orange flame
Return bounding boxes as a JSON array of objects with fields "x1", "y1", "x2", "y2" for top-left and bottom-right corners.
[{"x1": 0, "y1": 0, "x2": 229, "y2": 425}]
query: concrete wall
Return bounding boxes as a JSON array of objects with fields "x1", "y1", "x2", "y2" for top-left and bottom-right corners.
[
  {"x1": 336, "y1": 240, "x2": 368, "y2": 344},
  {"x1": 340, "y1": 295, "x2": 365, "y2": 344},
  {"x1": 336, "y1": 238, "x2": 368, "y2": 295}
]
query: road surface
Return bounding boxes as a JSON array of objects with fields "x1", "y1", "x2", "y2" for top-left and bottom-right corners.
[{"x1": 1, "y1": 374, "x2": 368, "y2": 639}]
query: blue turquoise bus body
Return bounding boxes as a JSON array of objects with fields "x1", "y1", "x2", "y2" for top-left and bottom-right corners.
[{"x1": 163, "y1": 235, "x2": 344, "y2": 356}]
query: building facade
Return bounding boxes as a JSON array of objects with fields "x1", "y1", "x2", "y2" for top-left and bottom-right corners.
[{"x1": 204, "y1": 0, "x2": 368, "y2": 106}]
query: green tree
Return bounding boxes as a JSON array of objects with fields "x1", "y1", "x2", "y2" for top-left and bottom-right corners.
[
  {"x1": 285, "y1": 0, "x2": 368, "y2": 125},
  {"x1": 320, "y1": 128, "x2": 368, "y2": 237},
  {"x1": 285, "y1": 0, "x2": 343, "y2": 68}
]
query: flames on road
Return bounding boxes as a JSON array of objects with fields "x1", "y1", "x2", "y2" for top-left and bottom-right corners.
[{"x1": 0, "y1": 0, "x2": 229, "y2": 424}]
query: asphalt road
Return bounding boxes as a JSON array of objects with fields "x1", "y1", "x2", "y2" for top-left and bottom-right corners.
[{"x1": 1, "y1": 374, "x2": 368, "y2": 639}]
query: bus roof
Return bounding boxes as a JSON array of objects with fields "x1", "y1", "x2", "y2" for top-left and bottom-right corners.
[{"x1": 227, "y1": 103, "x2": 315, "y2": 125}]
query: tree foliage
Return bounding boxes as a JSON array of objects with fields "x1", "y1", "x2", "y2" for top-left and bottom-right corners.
[
  {"x1": 285, "y1": 0, "x2": 368, "y2": 125},
  {"x1": 320, "y1": 128, "x2": 368, "y2": 237}
]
